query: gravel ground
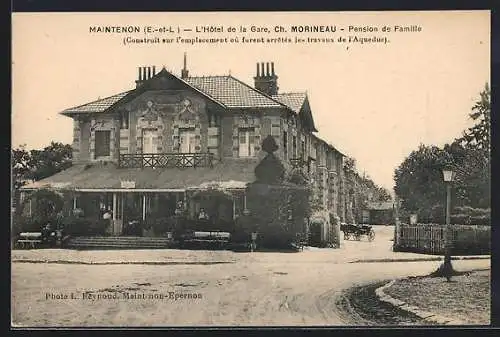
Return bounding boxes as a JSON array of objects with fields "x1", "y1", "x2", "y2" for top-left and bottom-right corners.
[
  {"x1": 11, "y1": 226, "x2": 491, "y2": 327},
  {"x1": 11, "y1": 258, "x2": 489, "y2": 327},
  {"x1": 384, "y1": 269, "x2": 491, "y2": 325},
  {"x1": 13, "y1": 226, "x2": 487, "y2": 265}
]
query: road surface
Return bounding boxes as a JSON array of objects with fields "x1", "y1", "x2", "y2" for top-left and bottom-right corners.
[{"x1": 11, "y1": 226, "x2": 490, "y2": 327}]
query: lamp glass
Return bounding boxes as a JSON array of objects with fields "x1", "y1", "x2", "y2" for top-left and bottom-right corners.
[{"x1": 442, "y1": 169, "x2": 454, "y2": 182}]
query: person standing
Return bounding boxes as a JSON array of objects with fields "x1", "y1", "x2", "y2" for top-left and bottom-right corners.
[{"x1": 103, "y1": 208, "x2": 113, "y2": 235}]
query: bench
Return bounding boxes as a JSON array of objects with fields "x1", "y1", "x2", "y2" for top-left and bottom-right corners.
[{"x1": 17, "y1": 232, "x2": 43, "y2": 249}]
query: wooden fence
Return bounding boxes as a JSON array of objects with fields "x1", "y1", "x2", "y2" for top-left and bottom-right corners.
[{"x1": 393, "y1": 223, "x2": 490, "y2": 255}]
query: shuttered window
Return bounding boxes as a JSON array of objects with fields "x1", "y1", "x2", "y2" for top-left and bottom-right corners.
[{"x1": 95, "y1": 130, "x2": 111, "y2": 157}]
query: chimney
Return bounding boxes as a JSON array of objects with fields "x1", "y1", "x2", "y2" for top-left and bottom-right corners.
[
  {"x1": 181, "y1": 52, "x2": 189, "y2": 79},
  {"x1": 136, "y1": 66, "x2": 156, "y2": 88},
  {"x1": 254, "y1": 61, "x2": 279, "y2": 96}
]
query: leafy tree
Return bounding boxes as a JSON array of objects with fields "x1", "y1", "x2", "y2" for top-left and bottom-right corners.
[
  {"x1": 394, "y1": 144, "x2": 453, "y2": 221},
  {"x1": 12, "y1": 145, "x2": 34, "y2": 189},
  {"x1": 451, "y1": 83, "x2": 491, "y2": 209},
  {"x1": 459, "y1": 83, "x2": 490, "y2": 156},
  {"x1": 444, "y1": 141, "x2": 490, "y2": 209},
  {"x1": 11, "y1": 142, "x2": 72, "y2": 188},
  {"x1": 394, "y1": 85, "x2": 491, "y2": 221}
]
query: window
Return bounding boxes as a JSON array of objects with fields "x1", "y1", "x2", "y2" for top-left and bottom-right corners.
[
  {"x1": 179, "y1": 129, "x2": 196, "y2": 153},
  {"x1": 271, "y1": 124, "x2": 280, "y2": 137},
  {"x1": 208, "y1": 135, "x2": 219, "y2": 147},
  {"x1": 95, "y1": 130, "x2": 111, "y2": 157},
  {"x1": 142, "y1": 129, "x2": 159, "y2": 154},
  {"x1": 208, "y1": 113, "x2": 220, "y2": 127},
  {"x1": 120, "y1": 111, "x2": 129, "y2": 129},
  {"x1": 283, "y1": 131, "x2": 288, "y2": 159},
  {"x1": 238, "y1": 128, "x2": 255, "y2": 157},
  {"x1": 301, "y1": 139, "x2": 306, "y2": 159},
  {"x1": 292, "y1": 135, "x2": 297, "y2": 158}
]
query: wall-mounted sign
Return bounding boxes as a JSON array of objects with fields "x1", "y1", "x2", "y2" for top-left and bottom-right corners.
[{"x1": 121, "y1": 180, "x2": 136, "y2": 189}]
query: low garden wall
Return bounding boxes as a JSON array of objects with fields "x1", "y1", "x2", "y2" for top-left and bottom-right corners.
[{"x1": 393, "y1": 223, "x2": 490, "y2": 255}]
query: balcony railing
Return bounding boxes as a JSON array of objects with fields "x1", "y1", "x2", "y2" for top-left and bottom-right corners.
[{"x1": 118, "y1": 152, "x2": 215, "y2": 169}]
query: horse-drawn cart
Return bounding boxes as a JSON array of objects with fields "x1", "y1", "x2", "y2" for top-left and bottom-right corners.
[{"x1": 340, "y1": 223, "x2": 375, "y2": 242}]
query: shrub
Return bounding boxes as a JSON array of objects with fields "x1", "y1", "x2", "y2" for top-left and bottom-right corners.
[
  {"x1": 16, "y1": 217, "x2": 45, "y2": 233},
  {"x1": 451, "y1": 214, "x2": 490, "y2": 225},
  {"x1": 62, "y1": 217, "x2": 92, "y2": 236},
  {"x1": 88, "y1": 219, "x2": 108, "y2": 236},
  {"x1": 61, "y1": 217, "x2": 108, "y2": 236},
  {"x1": 151, "y1": 217, "x2": 176, "y2": 236}
]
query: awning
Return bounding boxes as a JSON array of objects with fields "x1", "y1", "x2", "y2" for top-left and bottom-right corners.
[
  {"x1": 20, "y1": 159, "x2": 259, "y2": 192},
  {"x1": 187, "y1": 180, "x2": 248, "y2": 190}
]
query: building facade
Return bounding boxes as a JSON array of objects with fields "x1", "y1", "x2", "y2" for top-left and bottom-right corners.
[{"x1": 22, "y1": 58, "x2": 351, "y2": 235}]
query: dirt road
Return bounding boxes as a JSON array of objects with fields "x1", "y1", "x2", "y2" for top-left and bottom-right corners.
[
  {"x1": 11, "y1": 257, "x2": 489, "y2": 326},
  {"x1": 11, "y1": 226, "x2": 490, "y2": 327}
]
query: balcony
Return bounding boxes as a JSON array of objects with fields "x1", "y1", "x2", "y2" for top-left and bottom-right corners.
[{"x1": 118, "y1": 152, "x2": 215, "y2": 169}]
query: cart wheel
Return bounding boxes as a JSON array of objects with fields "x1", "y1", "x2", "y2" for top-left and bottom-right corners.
[
  {"x1": 368, "y1": 230, "x2": 375, "y2": 242},
  {"x1": 343, "y1": 232, "x2": 350, "y2": 240},
  {"x1": 355, "y1": 234, "x2": 361, "y2": 241}
]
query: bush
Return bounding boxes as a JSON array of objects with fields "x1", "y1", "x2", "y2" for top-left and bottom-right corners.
[
  {"x1": 88, "y1": 219, "x2": 108, "y2": 236},
  {"x1": 61, "y1": 217, "x2": 108, "y2": 236},
  {"x1": 62, "y1": 217, "x2": 92, "y2": 236},
  {"x1": 150, "y1": 217, "x2": 176, "y2": 236},
  {"x1": 451, "y1": 214, "x2": 490, "y2": 225},
  {"x1": 258, "y1": 226, "x2": 296, "y2": 249},
  {"x1": 15, "y1": 217, "x2": 46, "y2": 234}
]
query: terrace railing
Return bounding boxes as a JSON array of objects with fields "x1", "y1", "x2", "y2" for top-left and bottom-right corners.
[{"x1": 119, "y1": 152, "x2": 215, "y2": 169}]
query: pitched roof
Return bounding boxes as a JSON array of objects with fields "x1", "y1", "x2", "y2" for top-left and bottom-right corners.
[
  {"x1": 60, "y1": 72, "x2": 285, "y2": 115},
  {"x1": 272, "y1": 92, "x2": 307, "y2": 113},
  {"x1": 61, "y1": 91, "x2": 131, "y2": 115},
  {"x1": 186, "y1": 76, "x2": 283, "y2": 108},
  {"x1": 21, "y1": 159, "x2": 260, "y2": 190}
]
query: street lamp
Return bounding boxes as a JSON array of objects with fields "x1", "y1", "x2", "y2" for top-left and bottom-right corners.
[{"x1": 442, "y1": 168, "x2": 455, "y2": 281}]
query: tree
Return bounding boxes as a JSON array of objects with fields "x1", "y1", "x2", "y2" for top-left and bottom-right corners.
[
  {"x1": 451, "y1": 84, "x2": 491, "y2": 209},
  {"x1": 444, "y1": 141, "x2": 490, "y2": 209},
  {"x1": 11, "y1": 142, "x2": 72, "y2": 188},
  {"x1": 394, "y1": 144, "x2": 453, "y2": 222},
  {"x1": 12, "y1": 145, "x2": 33, "y2": 189},
  {"x1": 394, "y1": 85, "x2": 491, "y2": 222},
  {"x1": 459, "y1": 83, "x2": 490, "y2": 156}
]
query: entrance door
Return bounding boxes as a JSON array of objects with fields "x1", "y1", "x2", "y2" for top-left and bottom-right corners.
[{"x1": 179, "y1": 129, "x2": 195, "y2": 167}]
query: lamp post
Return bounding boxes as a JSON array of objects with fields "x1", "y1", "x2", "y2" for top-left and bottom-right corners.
[{"x1": 442, "y1": 168, "x2": 455, "y2": 282}]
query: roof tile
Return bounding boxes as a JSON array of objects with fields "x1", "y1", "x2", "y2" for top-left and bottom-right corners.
[
  {"x1": 62, "y1": 91, "x2": 131, "y2": 114},
  {"x1": 61, "y1": 74, "x2": 285, "y2": 114},
  {"x1": 186, "y1": 76, "x2": 282, "y2": 108},
  {"x1": 272, "y1": 92, "x2": 307, "y2": 113}
]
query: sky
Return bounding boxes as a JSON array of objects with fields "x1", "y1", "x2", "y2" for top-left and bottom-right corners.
[{"x1": 11, "y1": 11, "x2": 490, "y2": 192}]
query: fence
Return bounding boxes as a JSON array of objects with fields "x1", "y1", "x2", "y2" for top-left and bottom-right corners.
[{"x1": 393, "y1": 223, "x2": 490, "y2": 255}]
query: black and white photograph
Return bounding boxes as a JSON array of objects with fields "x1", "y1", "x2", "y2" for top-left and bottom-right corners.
[{"x1": 11, "y1": 11, "x2": 491, "y2": 327}]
